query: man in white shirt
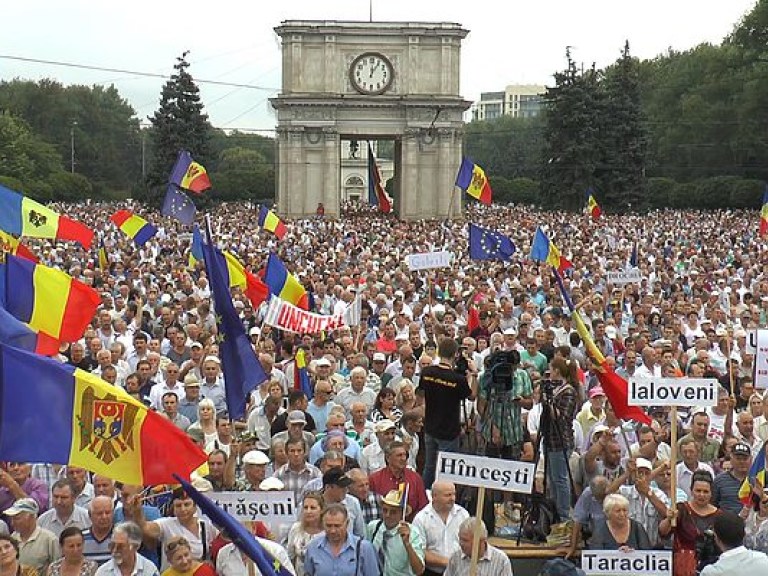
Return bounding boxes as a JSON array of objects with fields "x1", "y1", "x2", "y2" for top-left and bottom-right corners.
[
  {"x1": 412, "y1": 481, "x2": 469, "y2": 575},
  {"x1": 360, "y1": 420, "x2": 396, "y2": 475},
  {"x1": 216, "y1": 537, "x2": 295, "y2": 576},
  {"x1": 701, "y1": 511, "x2": 768, "y2": 574},
  {"x1": 676, "y1": 439, "x2": 715, "y2": 500}
]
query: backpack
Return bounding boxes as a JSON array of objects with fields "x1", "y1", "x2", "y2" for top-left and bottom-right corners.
[{"x1": 521, "y1": 492, "x2": 559, "y2": 542}]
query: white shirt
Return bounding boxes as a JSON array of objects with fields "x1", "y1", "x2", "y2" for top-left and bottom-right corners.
[
  {"x1": 216, "y1": 539, "x2": 295, "y2": 576},
  {"x1": 95, "y1": 553, "x2": 159, "y2": 576},
  {"x1": 148, "y1": 381, "x2": 185, "y2": 411},
  {"x1": 360, "y1": 441, "x2": 387, "y2": 475},
  {"x1": 412, "y1": 504, "x2": 470, "y2": 574}
]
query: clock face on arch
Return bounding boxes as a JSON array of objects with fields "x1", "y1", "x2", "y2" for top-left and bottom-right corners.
[{"x1": 350, "y1": 52, "x2": 394, "y2": 95}]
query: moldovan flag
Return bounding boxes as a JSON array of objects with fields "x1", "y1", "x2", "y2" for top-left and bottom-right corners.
[
  {"x1": 4, "y1": 254, "x2": 100, "y2": 343},
  {"x1": 110, "y1": 210, "x2": 157, "y2": 246},
  {"x1": 169, "y1": 150, "x2": 211, "y2": 195},
  {"x1": 760, "y1": 186, "x2": 768, "y2": 237},
  {"x1": 0, "y1": 230, "x2": 37, "y2": 263},
  {"x1": 530, "y1": 227, "x2": 573, "y2": 274},
  {"x1": 552, "y1": 270, "x2": 651, "y2": 425},
  {"x1": 264, "y1": 253, "x2": 309, "y2": 310},
  {"x1": 455, "y1": 157, "x2": 492, "y2": 205},
  {"x1": 188, "y1": 226, "x2": 268, "y2": 309},
  {"x1": 740, "y1": 444, "x2": 766, "y2": 504},
  {"x1": 586, "y1": 188, "x2": 602, "y2": 220},
  {"x1": 97, "y1": 241, "x2": 109, "y2": 271},
  {"x1": 368, "y1": 142, "x2": 393, "y2": 213},
  {"x1": 0, "y1": 343, "x2": 207, "y2": 485},
  {"x1": 0, "y1": 184, "x2": 94, "y2": 248},
  {"x1": 257, "y1": 206, "x2": 287, "y2": 240},
  {"x1": 294, "y1": 348, "x2": 313, "y2": 400},
  {"x1": 0, "y1": 304, "x2": 59, "y2": 356}
]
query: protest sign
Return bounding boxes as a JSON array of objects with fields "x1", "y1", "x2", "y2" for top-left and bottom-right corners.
[
  {"x1": 263, "y1": 296, "x2": 358, "y2": 334},
  {"x1": 628, "y1": 377, "x2": 718, "y2": 407},
  {"x1": 581, "y1": 550, "x2": 671, "y2": 575},
  {"x1": 436, "y1": 452, "x2": 535, "y2": 494},
  {"x1": 406, "y1": 250, "x2": 452, "y2": 271},
  {"x1": 755, "y1": 329, "x2": 768, "y2": 389},
  {"x1": 605, "y1": 269, "x2": 642, "y2": 285},
  {"x1": 208, "y1": 491, "x2": 298, "y2": 536}
]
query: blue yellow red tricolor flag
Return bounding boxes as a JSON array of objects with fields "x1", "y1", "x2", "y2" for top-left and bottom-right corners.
[
  {"x1": 0, "y1": 343, "x2": 207, "y2": 484},
  {"x1": 169, "y1": 150, "x2": 211, "y2": 195},
  {"x1": 0, "y1": 230, "x2": 37, "y2": 263},
  {"x1": 760, "y1": 186, "x2": 768, "y2": 237},
  {"x1": 586, "y1": 188, "x2": 602, "y2": 220},
  {"x1": 4, "y1": 254, "x2": 100, "y2": 343},
  {"x1": 97, "y1": 241, "x2": 109, "y2": 271},
  {"x1": 257, "y1": 206, "x2": 287, "y2": 240},
  {"x1": 368, "y1": 142, "x2": 393, "y2": 213},
  {"x1": 0, "y1": 184, "x2": 94, "y2": 248},
  {"x1": 264, "y1": 253, "x2": 309, "y2": 310},
  {"x1": 0, "y1": 304, "x2": 59, "y2": 356},
  {"x1": 294, "y1": 348, "x2": 313, "y2": 400},
  {"x1": 455, "y1": 157, "x2": 492, "y2": 205},
  {"x1": 552, "y1": 270, "x2": 651, "y2": 425},
  {"x1": 110, "y1": 210, "x2": 157, "y2": 246},
  {"x1": 188, "y1": 226, "x2": 268, "y2": 308},
  {"x1": 740, "y1": 442, "x2": 767, "y2": 504},
  {"x1": 529, "y1": 227, "x2": 572, "y2": 274}
]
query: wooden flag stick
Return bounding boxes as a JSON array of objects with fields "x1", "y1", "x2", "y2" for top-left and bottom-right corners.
[
  {"x1": 669, "y1": 405, "x2": 678, "y2": 527},
  {"x1": 469, "y1": 487, "x2": 486, "y2": 576}
]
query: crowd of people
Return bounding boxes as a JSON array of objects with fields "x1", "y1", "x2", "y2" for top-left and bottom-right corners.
[{"x1": 3, "y1": 200, "x2": 768, "y2": 575}]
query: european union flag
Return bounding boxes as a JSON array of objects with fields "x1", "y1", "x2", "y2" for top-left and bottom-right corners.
[
  {"x1": 468, "y1": 223, "x2": 516, "y2": 261},
  {"x1": 161, "y1": 186, "x2": 196, "y2": 225},
  {"x1": 201, "y1": 222, "x2": 268, "y2": 419}
]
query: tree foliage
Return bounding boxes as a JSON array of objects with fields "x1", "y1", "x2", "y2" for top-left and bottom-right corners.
[{"x1": 144, "y1": 52, "x2": 212, "y2": 204}]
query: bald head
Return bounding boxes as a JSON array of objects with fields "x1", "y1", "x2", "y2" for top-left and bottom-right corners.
[{"x1": 431, "y1": 480, "x2": 457, "y2": 513}]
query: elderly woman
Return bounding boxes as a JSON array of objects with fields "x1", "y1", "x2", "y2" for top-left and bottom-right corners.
[
  {"x1": 0, "y1": 535, "x2": 36, "y2": 576},
  {"x1": 161, "y1": 536, "x2": 216, "y2": 576},
  {"x1": 659, "y1": 470, "x2": 722, "y2": 576},
  {"x1": 186, "y1": 399, "x2": 218, "y2": 446},
  {"x1": 589, "y1": 494, "x2": 651, "y2": 551},
  {"x1": 47, "y1": 527, "x2": 97, "y2": 576},
  {"x1": 286, "y1": 492, "x2": 324, "y2": 576}
]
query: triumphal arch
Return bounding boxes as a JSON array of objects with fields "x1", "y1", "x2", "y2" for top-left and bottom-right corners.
[{"x1": 271, "y1": 20, "x2": 471, "y2": 219}]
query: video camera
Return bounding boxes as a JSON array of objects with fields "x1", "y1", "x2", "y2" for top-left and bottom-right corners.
[{"x1": 485, "y1": 349, "x2": 520, "y2": 392}]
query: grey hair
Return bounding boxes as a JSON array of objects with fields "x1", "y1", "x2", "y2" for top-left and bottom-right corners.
[
  {"x1": 603, "y1": 493, "x2": 630, "y2": 515},
  {"x1": 590, "y1": 475, "x2": 609, "y2": 499},
  {"x1": 458, "y1": 517, "x2": 487, "y2": 539},
  {"x1": 350, "y1": 366, "x2": 367, "y2": 379},
  {"x1": 113, "y1": 521, "x2": 143, "y2": 547}
]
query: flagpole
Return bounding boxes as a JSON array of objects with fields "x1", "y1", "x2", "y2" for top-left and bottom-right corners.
[{"x1": 448, "y1": 185, "x2": 457, "y2": 221}]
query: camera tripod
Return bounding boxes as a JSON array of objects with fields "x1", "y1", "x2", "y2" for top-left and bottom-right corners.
[{"x1": 516, "y1": 381, "x2": 577, "y2": 544}]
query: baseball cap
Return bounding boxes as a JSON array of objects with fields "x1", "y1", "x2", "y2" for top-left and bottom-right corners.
[
  {"x1": 5, "y1": 498, "x2": 38, "y2": 516},
  {"x1": 503, "y1": 327, "x2": 517, "y2": 336},
  {"x1": 242, "y1": 450, "x2": 270, "y2": 465},
  {"x1": 372, "y1": 353, "x2": 387, "y2": 362},
  {"x1": 605, "y1": 326, "x2": 618, "y2": 339},
  {"x1": 591, "y1": 424, "x2": 610, "y2": 438},
  {"x1": 322, "y1": 467, "x2": 352, "y2": 488},
  {"x1": 375, "y1": 419, "x2": 396, "y2": 433},
  {"x1": 249, "y1": 327, "x2": 261, "y2": 336},
  {"x1": 588, "y1": 387, "x2": 605, "y2": 399},
  {"x1": 732, "y1": 442, "x2": 752, "y2": 457},
  {"x1": 287, "y1": 410, "x2": 307, "y2": 425},
  {"x1": 316, "y1": 358, "x2": 331, "y2": 367},
  {"x1": 203, "y1": 355, "x2": 221, "y2": 364}
]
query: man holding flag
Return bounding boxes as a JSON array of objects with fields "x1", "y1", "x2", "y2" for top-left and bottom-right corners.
[{"x1": 366, "y1": 489, "x2": 425, "y2": 576}]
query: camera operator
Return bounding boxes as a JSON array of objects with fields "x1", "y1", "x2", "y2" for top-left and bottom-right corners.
[
  {"x1": 541, "y1": 357, "x2": 579, "y2": 521},
  {"x1": 477, "y1": 349, "x2": 533, "y2": 461},
  {"x1": 418, "y1": 338, "x2": 479, "y2": 489},
  {"x1": 701, "y1": 511, "x2": 768, "y2": 573}
]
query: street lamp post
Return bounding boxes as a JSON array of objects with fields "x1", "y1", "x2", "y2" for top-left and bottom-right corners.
[{"x1": 70, "y1": 121, "x2": 77, "y2": 173}]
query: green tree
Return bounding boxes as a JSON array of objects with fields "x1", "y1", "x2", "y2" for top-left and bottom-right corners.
[
  {"x1": 145, "y1": 52, "x2": 212, "y2": 204},
  {"x1": 599, "y1": 41, "x2": 648, "y2": 211},
  {"x1": 465, "y1": 115, "x2": 543, "y2": 181},
  {"x1": 539, "y1": 50, "x2": 604, "y2": 210}
]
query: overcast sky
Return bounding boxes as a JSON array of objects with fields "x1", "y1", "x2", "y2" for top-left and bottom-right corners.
[{"x1": 1, "y1": 0, "x2": 757, "y2": 133}]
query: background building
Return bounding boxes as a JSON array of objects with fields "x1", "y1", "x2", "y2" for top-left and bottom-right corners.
[
  {"x1": 340, "y1": 140, "x2": 394, "y2": 203},
  {"x1": 472, "y1": 84, "x2": 545, "y2": 121}
]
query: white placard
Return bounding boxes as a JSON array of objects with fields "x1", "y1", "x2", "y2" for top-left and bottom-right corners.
[
  {"x1": 606, "y1": 269, "x2": 642, "y2": 285},
  {"x1": 628, "y1": 377, "x2": 719, "y2": 407},
  {"x1": 581, "y1": 550, "x2": 671, "y2": 575},
  {"x1": 405, "y1": 250, "x2": 452, "y2": 271},
  {"x1": 746, "y1": 328, "x2": 758, "y2": 355},
  {"x1": 208, "y1": 491, "x2": 298, "y2": 529},
  {"x1": 435, "y1": 452, "x2": 535, "y2": 494},
  {"x1": 756, "y1": 329, "x2": 768, "y2": 389}
]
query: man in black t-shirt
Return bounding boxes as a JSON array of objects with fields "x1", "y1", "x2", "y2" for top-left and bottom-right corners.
[{"x1": 417, "y1": 338, "x2": 478, "y2": 489}]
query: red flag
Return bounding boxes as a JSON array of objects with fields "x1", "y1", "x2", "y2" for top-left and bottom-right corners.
[{"x1": 467, "y1": 306, "x2": 480, "y2": 333}]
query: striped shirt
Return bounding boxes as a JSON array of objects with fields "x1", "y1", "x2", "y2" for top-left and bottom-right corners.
[
  {"x1": 444, "y1": 545, "x2": 513, "y2": 576},
  {"x1": 82, "y1": 527, "x2": 113, "y2": 565}
]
